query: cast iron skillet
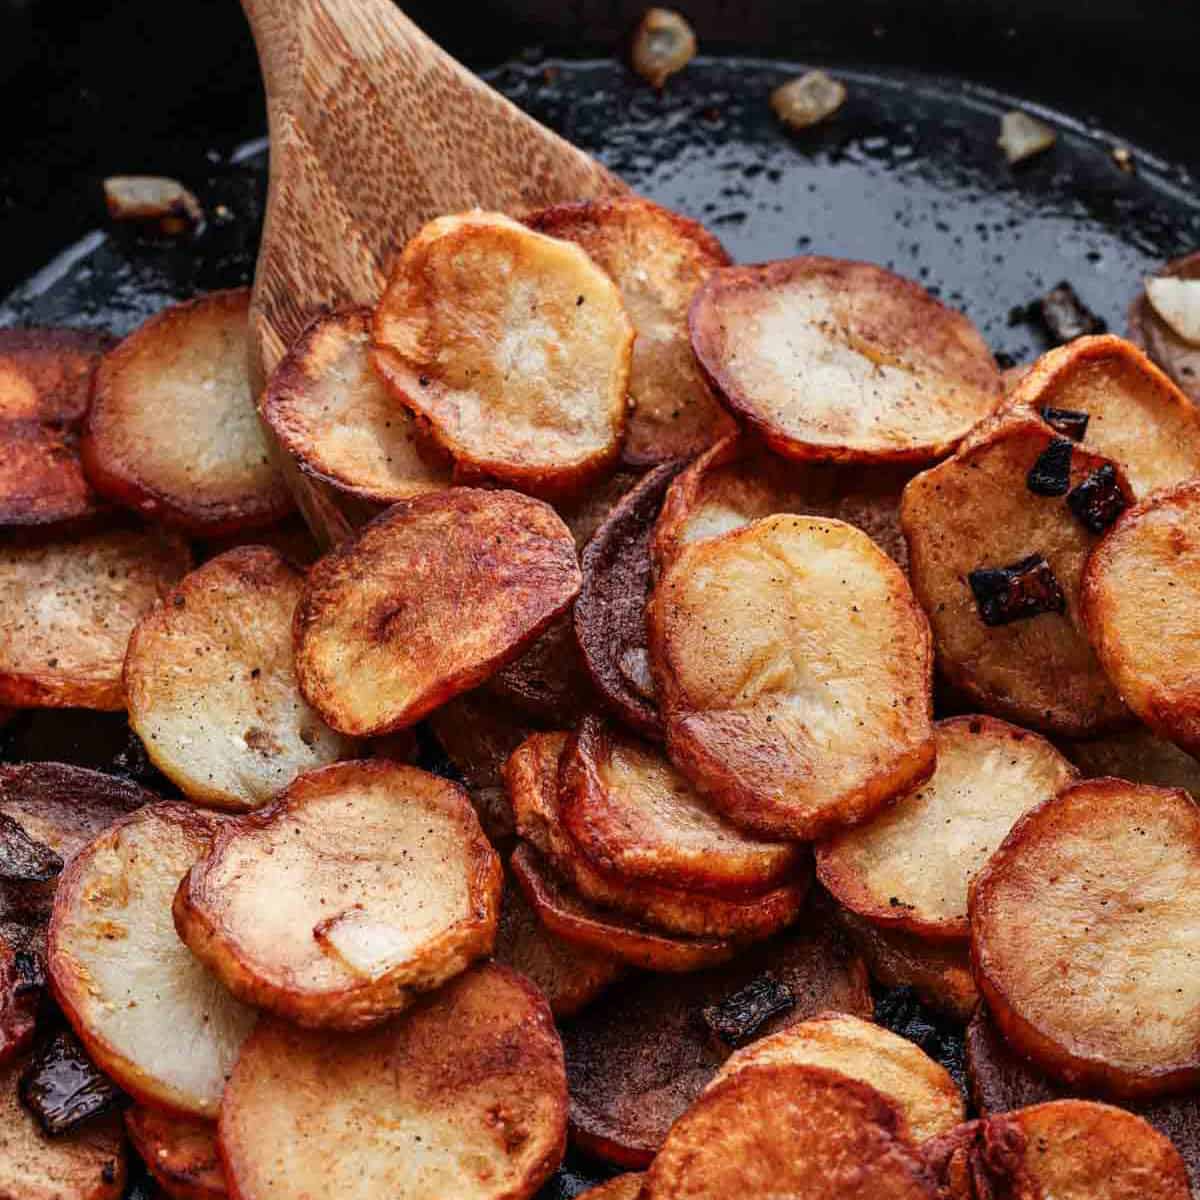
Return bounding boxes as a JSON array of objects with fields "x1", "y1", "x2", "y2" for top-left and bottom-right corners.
[{"x1": 1, "y1": 2, "x2": 1198, "y2": 1195}]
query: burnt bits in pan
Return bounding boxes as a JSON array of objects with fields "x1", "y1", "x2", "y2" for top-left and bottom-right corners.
[
  {"x1": 1026, "y1": 437, "x2": 1073, "y2": 496},
  {"x1": 1067, "y1": 463, "x2": 1128, "y2": 533},
  {"x1": 701, "y1": 973, "x2": 796, "y2": 1048},
  {"x1": 968, "y1": 554, "x2": 1066, "y2": 626}
]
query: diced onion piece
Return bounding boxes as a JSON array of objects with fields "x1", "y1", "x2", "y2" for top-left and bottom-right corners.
[
  {"x1": 998, "y1": 111, "x2": 1056, "y2": 164},
  {"x1": 314, "y1": 908, "x2": 429, "y2": 982},
  {"x1": 1145, "y1": 277, "x2": 1200, "y2": 347},
  {"x1": 102, "y1": 176, "x2": 203, "y2": 233},
  {"x1": 770, "y1": 71, "x2": 847, "y2": 131},
  {"x1": 631, "y1": 8, "x2": 697, "y2": 89}
]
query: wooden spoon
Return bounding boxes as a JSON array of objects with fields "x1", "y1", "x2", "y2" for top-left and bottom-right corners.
[{"x1": 241, "y1": 0, "x2": 626, "y2": 544}]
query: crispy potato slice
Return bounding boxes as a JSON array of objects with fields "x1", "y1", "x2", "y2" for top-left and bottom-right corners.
[
  {"x1": 124, "y1": 1108, "x2": 225, "y2": 1200},
  {"x1": 688, "y1": 256, "x2": 1001, "y2": 463},
  {"x1": 1082, "y1": 481, "x2": 1200, "y2": 756},
  {"x1": 560, "y1": 715, "x2": 803, "y2": 896},
  {"x1": 83, "y1": 290, "x2": 291, "y2": 534},
  {"x1": 0, "y1": 328, "x2": 112, "y2": 423},
  {"x1": 971, "y1": 778, "x2": 1200, "y2": 1098},
  {"x1": 372, "y1": 212, "x2": 632, "y2": 497},
  {"x1": 0, "y1": 423, "x2": 107, "y2": 531},
  {"x1": 506, "y1": 732, "x2": 809, "y2": 940},
  {"x1": 642, "y1": 1063, "x2": 936, "y2": 1199},
  {"x1": 817, "y1": 716, "x2": 1077, "y2": 940},
  {"x1": 261, "y1": 309, "x2": 452, "y2": 505},
  {"x1": 175, "y1": 760, "x2": 500, "y2": 1029},
  {"x1": 1130, "y1": 251, "x2": 1200, "y2": 405},
  {"x1": 0, "y1": 527, "x2": 191, "y2": 710},
  {"x1": 648, "y1": 513, "x2": 935, "y2": 839},
  {"x1": 526, "y1": 197, "x2": 734, "y2": 464},
  {"x1": 901, "y1": 417, "x2": 1130, "y2": 735},
  {"x1": 219, "y1": 963, "x2": 566, "y2": 1200},
  {"x1": 1063, "y1": 727, "x2": 1200, "y2": 799},
  {"x1": 125, "y1": 547, "x2": 355, "y2": 810},
  {"x1": 47, "y1": 803, "x2": 257, "y2": 1117},
  {"x1": 710, "y1": 1011, "x2": 963, "y2": 1142},
  {"x1": 577, "y1": 1177, "x2": 643, "y2": 1200},
  {"x1": 0, "y1": 1053, "x2": 125, "y2": 1200},
  {"x1": 510, "y1": 844, "x2": 734, "y2": 973},
  {"x1": 295, "y1": 489, "x2": 580, "y2": 735}
]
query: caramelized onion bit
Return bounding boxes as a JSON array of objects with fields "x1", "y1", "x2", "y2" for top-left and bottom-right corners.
[
  {"x1": 1039, "y1": 282, "x2": 1106, "y2": 344},
  {"x1": 771, "y1": 71, "x2": 847, "y2": 131},
  {"x1": 102, "y1": 176, "x2": 203, "y2": 235},
  {"x1": 631, "y1": 8, "x2": 697, "y2": 89},
  {"x1": 1026, "y1": 437, "x2": 1073, "y2": 497},
  {"x1": 998, "y1": 110, "x2": 1056, "y2": 164},
  {"x1": 701, "y1": 974, "x2": 796, "y2": 1048},
  {"x1": 19, "y1": 1029, "x2": 122, "y2": 1134},
  {"x1": 1067, "y1": 463, "x2": 1128, "y2": 533},
  {"x1": 968, "y1": 554, "x2": 1066, "y2": 626}
]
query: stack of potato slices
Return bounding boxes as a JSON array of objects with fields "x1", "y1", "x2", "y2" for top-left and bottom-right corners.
[{"x1": 4, "y1": 189, "x2": 1200, "y2": 1199}]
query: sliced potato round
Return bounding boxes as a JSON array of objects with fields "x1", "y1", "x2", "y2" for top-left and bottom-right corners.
[
  {"x1": 560, "y1": 716, "x2": 803, "y2": 896},
  {"x1": 648, "y1": 513, "x2": 935, "y2": 840},
  {"x1": 260, "y1": 309, "x2": 452, "y2": 504},
  {"x1": 0, "y1": 527, "x2": 191, "y2": 710},
  {"x1": 642, "y1": 1063, "x2": 935, "y2": 1199},
  {"x1": 486, "y1": 613, "x2": 597, "y2": 726},
  {"x1": 124, "y1": 1107, "x2": 225, "y2": 1200},
  {"x1": 176, "y1": 760, "x2": 499, "y2": 1029},
  {"x1": 1064, "y1": 727, "x2": 1200, "y2": 799},
  {"x1": 971, "y1": 778, "x2": 1200, "y2": 1098},
  {"x1": 577, "y1": 1177, "x2": 643, "y2": 1200},
  {"x1": 1130, "y1": 251, "x2": 1200, "y2": 405},
  {"x1": 688, "y1": 256, "x2": 1001, "y2": 463},
  {"x1": 295, "y1": 488, "x2": 580, "y2": 736},
  {"x1": 712, "y1": 1012, "x2": 963, "y2": 1142},
  {"x1": 1082, "y1": 481, "x2": 1200, "y2": 756},
  {"x1": 0, "y1": 423, "x2": 107, "y2": 531},
  {"x1": 0, "y1": 327, "x2": 112, "y2": 423},
  {"x1": 526, "y1": 196, "x2": 735, "y2": 464},
  {"x1": 817, "y1": 716, "x2": 1077, "y2": 940},
  {"x1": 218, "y1": 963, "x2": 567, "y2": 1200},
  {"x1": 901, "y1": 416, "x2": 1130, "y2": 735},
  {"x1": 47, "y1": 803, "x2": 257, "y2": 1117},
  {"x1": 83, "y1": 290, "x2": 291, "y2": 534},
  {"x1": 372, "y1": 211, "x2": 632, "y2": 497}
]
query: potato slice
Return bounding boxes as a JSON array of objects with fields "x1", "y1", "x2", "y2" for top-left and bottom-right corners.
[
  {"x1": 971, "y1": 778, "x2": 1200, "y2": 1098},
  {"x1": 641, "y1": 1063, "x2": 935, "y2": 1199},
  {"x1": 176, "y1": 760, "x2": 499, "y2": 1029},
  {"x1": 0, "y1": 934, "x2": 37, "y2": 1064},
  {"x1": 1063, "y1": 726, "x2": 1200, "y2": 799},
  {"x1": 1082, "y1": 481, "x2": 1200, "y2": 756},
  {"x1": 561, "y1": 913, "x2": 872, "y2": 1166},
  {"x1": 560, "y1": 715, "x2": 804, "y2": 896},
  {"x1": 83, "y1": 290, "x2": 291, "y2": 534},
  {"x1": 47, "y1": 803, "x2": 257, "y2": 1117},
  {"x1": 0, "y1": 327, "x2": 112, "y2": 423},
  {"x1": 260, "y1": 309, "x2": 451, "y2": 505},
  {"x1": 1129, "y1": 251, "x2": 1200, "y2": 405},
  {"x1": 526, "y1": 196, "x2": 734, "y2": 464},
  {"x1": 648, "y1": 513, "x2": 935, "y2": 839},
  {"x1": 295, "y1": 488, "x2": 580, "y2": 736},
  {"x1": 688, "y1": 256, "x2": 1001, "y2": 463},
  {"x1": 124, "y1": 1107, "x2": 225, "y2": 1200},
  {"x1": 372, "y1": 212, "x2": 632, "y2": 497},
  {"x1": 0, "y1": 527, "x2": 191, "y2": 710},
  {"x1": 901, "y1": 416, "x2": 1131, "y2": 735},
  {"x1": 817, "y1": 716, "x2": 1077, "y2": 940},
  {"x1": 125, "y1": 547, "x2": 355, "y2": 810},
  {"x1": 0, "y1": 1053, "x2": 125, "y2": 1200},
  {"x1": 710, "y1": 1012, "x2": 964, "y2": 1142},
  {"x1": 577, "y1": 1177, "x2": 643, "y2": 1200},
  {"x1": 219, "y1": 963, "x2": 567, "y2": 1200},
  {"x1": 486, "y1": 614, "x2": 597, "y2": 726}
]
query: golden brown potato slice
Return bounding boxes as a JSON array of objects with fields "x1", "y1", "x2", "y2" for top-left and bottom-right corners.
[
  {"x1": 372, "y1": 212, "x2": 632, "y2": 497},
  {"x1": 971, "y1": 778, "x2": 1200, "y2": 1098},
  {"x1": 1130, "y1": 251, "x2": 1200, "y2": 405},
  {"x1": 577, "y1": 1177, "x2": 643, "y2": 1200},
  {"x1": 295, "y1": 489, "x2": 580, "y2": 736},
  {"x1": 710, "y1": 1012, "x2": 964, "y2": 1142},
  {"x1": 219, "y1": 963, "x2": 567, "y2": 1200},
  {"x1": 642, "y1": 1063, "x2": 936, "y2": 1199},
  {"x1": 176, "y1": 760, "x2": 500, "y2": 1030},
  {"x1": 0, "y1": 327, "x2": 112, "y2": 423},
  {"x1": 525, "y1": 196, "x2": 735, "y2": 464},
  {"x1": 83, "y1": 290, "x2": 291, "y2": 534},
  {"x1": 47, "y1": 803, "x2": 257, "y2": 1117},
  {"x1": 817, "y1": 716, "x2": 1077, "y2": 940},
  {"x1": 0, "y1": 1053, "x2": 125, "y2": 1200},
  {"x1": 560, "y1": 715, "x2": 803, "y2": 896},
  {"x1": 901, "y1": 416, "x2": 1131, "y2": 736},
  {"x1": 1063, "y1": 726, "x2": 1200, "y2": 799},
  {"x1": 648, "y1": 513, "x2": 935, "y2": 840},
  {"x1": 260, "y1": 309, "x2": 452, "y2": 505},
  {"x1": 0, "y1": 423, "x2": 106, "y2": 531},
  {"x1": 0, "y1": 527, "x2": 191, "y2": 710},
  {"x1": 125, "y1": 1107, "x2": 225, "y2": 1200},
  {"x1": 1082, "y1": 481, "x2": 1200, "y2": 756},
  {"x1": 688, "y1": 256, "x2": 1001, "y2": 463}
]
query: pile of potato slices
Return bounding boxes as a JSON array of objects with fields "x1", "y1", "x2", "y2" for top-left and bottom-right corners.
[{"x1": 2, "y1": 192, "x2": 1200, "y2": 1200}]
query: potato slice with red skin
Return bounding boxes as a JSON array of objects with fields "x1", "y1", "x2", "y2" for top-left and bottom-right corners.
[
  {"x1": 0, "y1": 527, "x2": 191, "y2": 710},
  {"x1": 125, "y1": 1108, "x2": 225, "y2": 1200},
  {"x1": 688, "y1": 256, "x2": 1001, "y2": 464},
  {"x1": 83, "y1": 290, "x2": 292, "y2": 534},
  {"x1": 218, "y1": 963, "x2": 567, "y2": 1200},
  {"x1": 901, "y1": 416, "x2": 1131, "y2": 736},
  {"x1": 372, "y1": 212, "x2": 632, "y2": 498},
  {"x1": 1082, "y1": 481, "x2": 1200, "y2": 757},
  {"x1": 294, "y1": 488, "x2": 581, "y2": 736},
  {"x1": 525, "y1": 196, "x2": 735, "y2": 465},
  {"x1": 971, "y1": 779, "x2": 1200, "y2": 1099},
  {"x1": 1130, "y1": 251, "x2": 1200, "y2": 405},
  {"x1": 0, "y1": 328, "x2": 112, "y2": 423},
  {"x1": 48, "y1": 803, "x2": 257, "y2": 1117},
  {"x1": 577, "y1": 1177, "x2": 643, "y2": 1200},
  {"x1": 0, "y1": 424, "x2": 107, "y2": 531},
  {"x1": 648, "y1": 513, "x2": 936, "y2": 840},
  {"x1": 1063, "y1": 726, "x2": 1200, "y2": 800},
  {"x1": 817, "y1": 716, "x2": 1077, "y2": 941}
]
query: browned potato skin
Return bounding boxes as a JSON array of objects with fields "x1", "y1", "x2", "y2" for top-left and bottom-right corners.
[
  {"x1": 0, "y1": 933, "x2": 37, "y2": 1065},
  {"x1": 1129, "y1": 251, "x2": 1200, "y2": 406},
  {"x1": 124, "y1": 1107, "x2": 226, "y2": 1200},
  {"x1": 576, "y1": 1176, "x2": 643, "y2": 1200}
]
